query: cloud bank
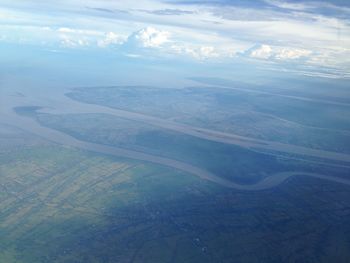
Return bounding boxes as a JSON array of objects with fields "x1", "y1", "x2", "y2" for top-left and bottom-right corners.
[
  {"x1": 244, "y1": 44, "x2": 312, "y2": 61},
  {"x1": 0, "y1": 0, "x2": 349, "y2": 77}
]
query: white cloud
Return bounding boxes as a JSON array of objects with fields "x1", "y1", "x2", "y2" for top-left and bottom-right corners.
[
  {"x1": 247, "y1": 44, "x2": 273, "y2": 59},
  {"x1": 124, "y1": 53, "x2": 143, "y2": 58},
  {"x1": 244, "y1": 44, "x2": 312, "y2": 61},
  {"x1": 97, "y1": 32, "x2": 125, "y2": 47},
  {"x1": 265, "y1": 0, "x2": 350, "y2": 15},
  {"x1": 57, "y1": 27, "x2": 104, "y2": 48},
  {"x1": 126, "y1": 26, "x2": 170, "y2": 48},
  {"x1": 170, "y1": 44, "x2": 219, "y2": 60},
  {"x1": 275, "y1": 48, "x2": 312, "y2": 60},
  {"x1": 120, "y1": 27, "x2": 220, "y2": 60},
  {"x1": 55, "y1": 27, "x2": 127, "y2": 49},
  {"x1": 0, "y1": 1, "x2": 349, "y2": 76},
  {"x1": 57, "y1": 27, "x2": 103, "y2": 36},
  {"x1": 199, "y1": 46, "x2": 217, "y2": 58},
  {"x1": 58, "y1": 27, "x2": 75, "y2": 33},
  {"x1": 264, "y1": 0, "x2": 312, "y2": 11},
  {"x1": 118, "y1": 26, "x2": 220, "y2": 60},
  {"x1": 60, "y1": 34, "x2": 89, "y2": 48}
]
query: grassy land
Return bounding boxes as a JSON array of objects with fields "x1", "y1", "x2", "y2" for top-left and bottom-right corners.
[
  {"x1": 36, "y1": 111, "x2": 350, "y2": 183},
  {"x1": 35, "y1": 112, "x2": 303, "y2": 184},
  {"x1": 67, "y1": 86, "x2": 350, "y2": 153},
  {"x1": 1, "y1": 145, "x2": 350, "y2": 262},
  {"x1": 0, "y1": 145, "x2": 208, "y2": 262}
]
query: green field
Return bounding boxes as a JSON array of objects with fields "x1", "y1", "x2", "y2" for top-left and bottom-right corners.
[
  {"x1": 67, "y1": 86, "x2": 350, "y2": 153},
  {"x1": 0, "y1": 145, "x2": 209, "y2": 262},
  {"x1": 3, "y1": 85, "x2": 350, "y2": 262},
  {"x1": 1, "y1": 144, "x2": 350, "y2": 262},
  {"x1": 34, "y1": 112, "x2": 310, "y2": 184}
]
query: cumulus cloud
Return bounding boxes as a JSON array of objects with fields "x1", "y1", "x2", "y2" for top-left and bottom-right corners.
[
  {"x1": 118, "y1": 26, "x2": 220, "y2": 60},
  {"x1": 126, "y1": 27, "x2": 170, "y2": 48},
  {"x1": 1, "y1": 0, "x2": 348, "y2": 75},
  {"x1": 56, "y1": 26, "x2": 172, "y2": 51},
  {"x1": 97, "y1": 32, "x2": 125, "y2": 47},
  {"x1": 59, "y1": 34, "x2": 89, "y2": 48},
  {"x1": 246, "y1": 44, "x2": 273, "y2": 59},
  {"x1": 244, "y1": 44, "x2": 312, "y2": 61},
  {"x1": 57, "y1": 27, "x2": 103, "y2": 48},
  {"x1": 170, "y1": 44, "x2": 219, "y2": 60},
  {"x1": 186, "y1": 46, "x2": 219, "y2": 60},
  {"x1": 56, "y1": 27, "x2": 126, "y2": 49},
  {"x1": 275, "y1": 48, "x2": 312, "y2": 60}
]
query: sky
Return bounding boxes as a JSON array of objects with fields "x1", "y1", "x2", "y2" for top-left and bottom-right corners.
[{"x1": 0, "y1": 0, "x2": 349, "y2": 79}]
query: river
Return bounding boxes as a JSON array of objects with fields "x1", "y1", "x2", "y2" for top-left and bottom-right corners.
[{"x1": 1, "y1": 87, "x2": 350, "y2": 190}]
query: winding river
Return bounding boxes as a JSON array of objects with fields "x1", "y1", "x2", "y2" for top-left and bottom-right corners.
[{"x1": 1, "y1": 88, "x2": 350, "y2": 190}]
